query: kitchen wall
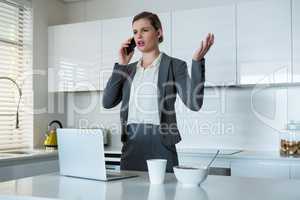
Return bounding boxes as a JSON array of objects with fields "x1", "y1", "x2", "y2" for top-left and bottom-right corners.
[
  {"x1": 62, "y1": 0, "x2": 300, "y2": 150},
  {"x1": 32, "y1": 0, "x2": 67, "y2": 147}
]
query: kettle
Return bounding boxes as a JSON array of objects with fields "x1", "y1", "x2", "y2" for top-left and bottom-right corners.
[{"x1": 44, "y1": 120, "x2": 63, "y2": 149}]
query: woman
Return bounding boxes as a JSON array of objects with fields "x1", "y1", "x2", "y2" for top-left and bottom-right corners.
[{"x1": 103, "y1": 11, "x2": 214, "y2": 172}]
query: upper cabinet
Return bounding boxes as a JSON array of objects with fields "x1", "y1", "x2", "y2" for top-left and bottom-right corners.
[
  {"x1": 172, "y1": 5, "x2": 236, "y2": 86},
  {"x1": 48, "y1": 1, "x2": 300, "y2": 92},
  {"x1": 293, "y1": 0, "x2": 300, "y2": 82},
  {"x1": 237, "y1": 0, "x2": 292, "y2": 85},
  {"x1": 48, "y1": 21, "x2": 101, "y2": 92},
  {"x1": 101, "y1": 16, "x2": 134, "y2": 91},
  {"x1": 157, "y1": 12, "x2": 172, "y2": 56}
]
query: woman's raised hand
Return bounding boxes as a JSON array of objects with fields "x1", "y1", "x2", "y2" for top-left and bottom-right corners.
[
  {"x1": 118, "y1": 38, "x2": 135, "y2": 65},
  {"x1": 192, "y1": 33, "x2": 214, "y2": 62}
]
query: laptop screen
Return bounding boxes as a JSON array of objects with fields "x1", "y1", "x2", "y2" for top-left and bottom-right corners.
[{"x1": 57, "y1": 129, "x2": 107, "y2": 180}]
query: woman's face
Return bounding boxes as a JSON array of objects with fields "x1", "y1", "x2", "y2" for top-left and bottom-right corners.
[{"x1": 132, "y1": 18, "x2": 162, "y2": 53}]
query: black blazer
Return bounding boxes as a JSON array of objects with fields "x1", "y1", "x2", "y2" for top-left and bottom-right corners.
[{"x1": 102, "y1": 53, "x2": 205, "y2": 146}]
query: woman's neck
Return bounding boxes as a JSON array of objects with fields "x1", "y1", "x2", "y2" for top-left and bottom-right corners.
[{"x1": 141, "y1": 48, "x2": 160, "y2": 68}]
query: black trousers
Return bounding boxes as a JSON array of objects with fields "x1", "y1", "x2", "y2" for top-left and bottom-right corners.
[{"x1": 120, "y1": 123, "x2": 178, "y2": 173}]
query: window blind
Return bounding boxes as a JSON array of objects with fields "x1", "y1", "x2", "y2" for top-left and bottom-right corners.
[{"x1": 0, "y1": 0, "x2": 33, "y2": 150}]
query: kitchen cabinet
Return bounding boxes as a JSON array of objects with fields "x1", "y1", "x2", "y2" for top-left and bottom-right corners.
[
  {"x1": 101, "y1": 16, "x2": 135, "y2": 91},
  {"x1": 157, "y1": 12, "x2": 172, "y2": 56},
  {"x1": 49, "y1": 13, "x2": 171, "y2": 92},
  {"x1": 231, "y1": 159, "x2": 290, "y2": 179},
  {"x1": 48, "y1": 21, "x2": 101, "y2": 92},
  {"x1": 172, "y1": 5, "x2": 236, "y2": 86},
  {"x1": 48, "y1": 2, "x2": 299, "y2": 91},
  {"x1": 293, "y1": 0, "x2": 300, "y2": 82},
  {"x1": 0, "y1": 159, "x2": 58, "y2": 182},
  {"x1": 290, "y1": 162, "x2": 300, "y2": 179},
  {"x1": 237, "y1": 0, "x2": 291, "y2": 84},
  {"x1": 101, "y1": 12, "x2": 171, "y2": 90},
  {"x1": 103, "y1": 147, "x2": 300, "y2": 179}
]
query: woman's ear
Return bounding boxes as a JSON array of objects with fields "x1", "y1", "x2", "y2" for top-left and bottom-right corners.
[{"x1": 157, "y1": 29, "x2": 163, "y2": 40}]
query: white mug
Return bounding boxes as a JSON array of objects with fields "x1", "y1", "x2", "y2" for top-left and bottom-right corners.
[{"x1": 146, "y1": 159, "x2": 167, "y2": 184}]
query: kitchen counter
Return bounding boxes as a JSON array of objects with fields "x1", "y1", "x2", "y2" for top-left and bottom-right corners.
[
  {"x1": 104, "y1": 146, "x2": 300, "y2": 161},
  {"x1": 0, "y1": 149, "x2": 58, "y2": 166},
  {"x1": 0, "y1": 171, "x2": 299, "y2": 200},
  {"x1": 0, "y1": 149, "x2": 59, "y2": 182},
  {"x1": 104, "y1": 146, "x2": 243, "y2": 155},
  {"x1": 104, "y1": 146, "x2": 242, "y2": 155},
  {"x1": 231, "y1": 150, "x2": 300, "y2": 161}
]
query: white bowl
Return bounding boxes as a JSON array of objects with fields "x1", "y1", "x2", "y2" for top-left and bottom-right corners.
[{"x1": 173, "y1": 166, "x2": 208, "y2": 187}]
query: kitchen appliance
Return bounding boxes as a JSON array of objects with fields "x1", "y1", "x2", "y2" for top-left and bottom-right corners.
[
  {"x1": 280, "y1": 121, "x2": 300, "y2": 156},
  {"x1": 44, "y1": 120, "x2": 63, "y2": 149}
]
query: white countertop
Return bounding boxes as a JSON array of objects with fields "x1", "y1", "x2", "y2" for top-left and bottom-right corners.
[
  {"x1": 104, "y1": 146, "x2": 300, "y2": 161},
  {"x1": 104, "y1": 146, "x2": 242, "y2": 155},
  {"x1": 0, "y1": 171, "x2": 299, "y2": 200},
  {"x1": 2, "y1": 147, "x2": 297, "y2": 165},
  {"x1": 0, "y1": 149, "x2": 58, "y2": 166},
  {"x1": 231, "y1": 150, "x2": 300, "y2": 161}
]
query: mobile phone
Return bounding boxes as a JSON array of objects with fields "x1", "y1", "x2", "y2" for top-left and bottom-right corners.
[{"x1": 125, "y1": 38, "x2": 136, "y2": 55}]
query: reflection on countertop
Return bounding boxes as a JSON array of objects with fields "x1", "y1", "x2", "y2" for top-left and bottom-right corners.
[{"x1": 0, "y1": 171, "x2": 299, "y2": 200}]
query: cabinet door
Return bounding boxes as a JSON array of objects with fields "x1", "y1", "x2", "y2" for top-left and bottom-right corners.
[
  {"x1": 48, "y1": 26, "x2": 61, "y2": 92},
  {"x1": 231, "y1": 160, "x2": 290, "y2": 179},
  {"x1": 287, "y1": 0, "x2": 300, "y2": 124},
  {"x1": 293, "y1": 0, "x2": 300, "y2": 82},
  {"x1": 101, "y1": 16, "x2": 134, "y2": 91},
  {"x1": 290, "y1": 162, "x2": 300, "y2": 179},
  {"x1": 157, "y1": 12, "x2": 171, "y2": 55},
  {"x1": 101, "y1": 12, "x2": 171, "y2": 90},
  {"x1": 0, "y1": 160, "x2": 58, "y2": 182},
  {"x1": 172, "y1": 6, "x2": 236, "y2": 86},
  {"x1": 237, "y1": 0, "x2": 291, "y2": 84},
  {"x1": 48, "y1": 21, "x2": 101, "y2": 92}
]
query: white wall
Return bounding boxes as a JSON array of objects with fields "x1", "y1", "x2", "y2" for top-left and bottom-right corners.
[
  {"x1": 32, "y1": 0, "x2": 67, "y2": 148},
  {"x1": 63, "y1": 0, "x2": 300, "y2": 151}
]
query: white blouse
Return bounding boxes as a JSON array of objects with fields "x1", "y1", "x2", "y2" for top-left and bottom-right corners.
[{"x1": 127, "y1": 53, "x2": 163, "y2": 125}]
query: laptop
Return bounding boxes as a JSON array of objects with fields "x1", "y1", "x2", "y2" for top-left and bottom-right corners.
[{"x1": 57, "y1": 128, "x2": 138, "y2": 181}]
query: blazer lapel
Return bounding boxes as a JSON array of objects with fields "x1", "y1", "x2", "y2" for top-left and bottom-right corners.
[{"x1": 157, "y1": 53, "x2": 171, "y2": 119}]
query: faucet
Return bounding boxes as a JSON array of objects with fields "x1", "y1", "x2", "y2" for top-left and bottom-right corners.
[{"x1": 0, "y1": 77, "x2": 22, "y2": 129}]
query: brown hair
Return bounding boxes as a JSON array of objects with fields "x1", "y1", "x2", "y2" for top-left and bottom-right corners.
[{"x1": 132, "y1": 11, "x2": 163, "y2": 43}]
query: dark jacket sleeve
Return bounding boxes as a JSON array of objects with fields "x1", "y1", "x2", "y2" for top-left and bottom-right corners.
[
  {"x1": 173, "y1": 58, "x2": 205, "y2": 111},
  {"x1": 102, "y1": 63, "x2": 129, "y2": 108}
]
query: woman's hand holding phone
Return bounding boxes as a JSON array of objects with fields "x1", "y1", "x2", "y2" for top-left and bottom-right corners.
[{"x1": 119, "y1": 38, "x2": 135, "y2": 65}]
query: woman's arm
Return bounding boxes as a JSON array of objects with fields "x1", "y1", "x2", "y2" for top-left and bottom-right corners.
[
  {"x1": 174, "y1": 33, "x2": 214, "y2": 111},
  {"x1": 173, "y1": 59, "x2": 205, "y2": 111},
  {"x1": 102, "y1": 63, "x2": 129, "y2": 108}
]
